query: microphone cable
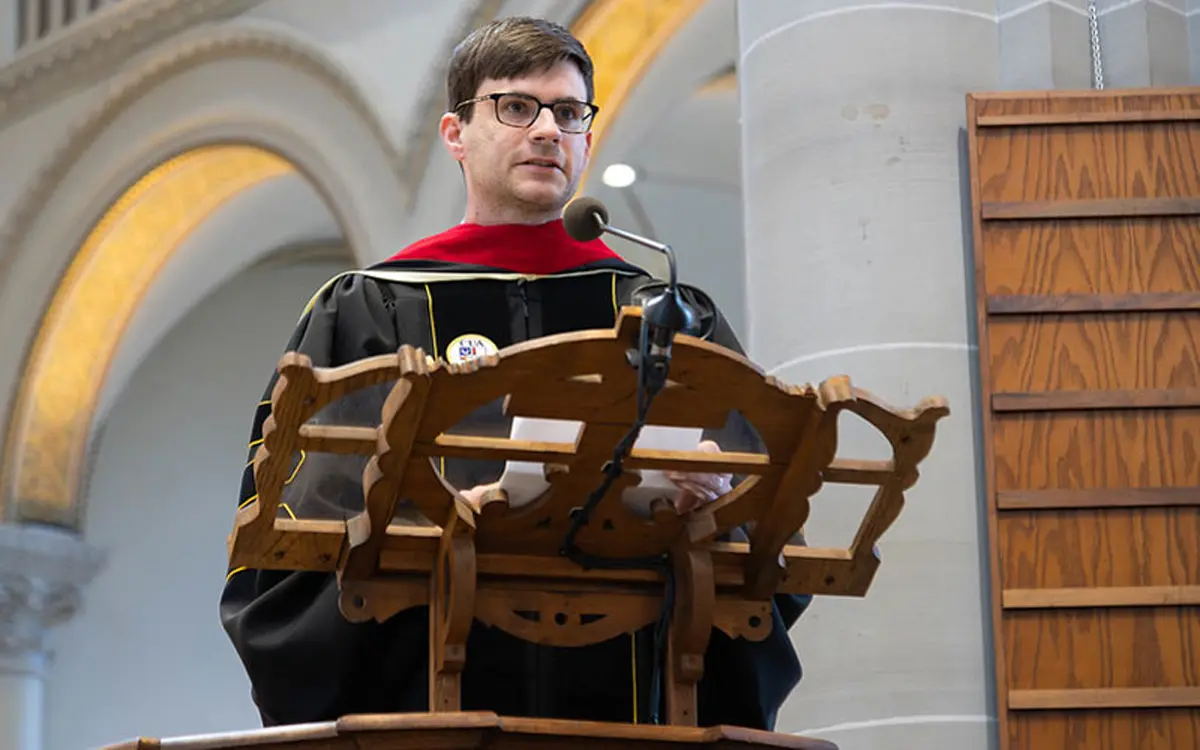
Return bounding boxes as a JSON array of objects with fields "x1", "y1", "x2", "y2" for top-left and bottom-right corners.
[{"x1": 558, "y1": 317, "x2": 677, "y2": 725}]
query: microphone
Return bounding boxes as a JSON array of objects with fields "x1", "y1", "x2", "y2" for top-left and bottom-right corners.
[{"x1": 562, "y1": 197, "x2": 696, "y2": 356}]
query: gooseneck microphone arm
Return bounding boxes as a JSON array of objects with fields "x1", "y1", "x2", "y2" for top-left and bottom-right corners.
[
  {"x1": 589, "y1": 221, "x2": 679, "y2": 290},
  {"x1": 560, "y1": 196, "x2": 693, "y2": 352}
]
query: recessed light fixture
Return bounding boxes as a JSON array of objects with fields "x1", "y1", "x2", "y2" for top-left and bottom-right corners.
[{"x1": 601, "y1": 163, "x2": 637, "y2": 188}]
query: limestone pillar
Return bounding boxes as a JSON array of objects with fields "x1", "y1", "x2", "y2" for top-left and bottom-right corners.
[
  {"x1": 999, "y1": 0, "x2": 1193, "y2": 91},
  {"x1": 0, "y1": 651, "x2": 45, "y2": 750},
  {"x1": 1093, "y1": 0, "x2": 1191, "y2": 87},
  {"x1": 0, "y1": 524, "x2": 104, "y2": 750},
  {"x1": 0, "y1": 7, "x2": 15, "y2": 67},
  {"x1": 997, "y1": 0, "x2": 1094, "y2": 90},
  {"x1": 1192, "y1": 0, "x2": 1200, "y2": 83},
  {"x1": 736, "y1": 3, "x2": 999, "y2": 749}
]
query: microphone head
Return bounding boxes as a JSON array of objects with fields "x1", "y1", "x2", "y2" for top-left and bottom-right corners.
[{"x1": 562, "y1": 197, "x2": 609, "y2": 242}]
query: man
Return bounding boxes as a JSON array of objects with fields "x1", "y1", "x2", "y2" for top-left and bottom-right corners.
[{"x1": 220, "y1": 16, "x2": 808, "y2": 731}]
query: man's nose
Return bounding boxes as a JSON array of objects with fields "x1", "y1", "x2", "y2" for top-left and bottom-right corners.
[{"x1": 528, "y1": 107, "x2": 560, "y2": 141}]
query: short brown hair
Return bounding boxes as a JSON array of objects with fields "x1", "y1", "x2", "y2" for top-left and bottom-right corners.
[{"x1": 447, "y1": 16, "x2": 595, "y2": 122}]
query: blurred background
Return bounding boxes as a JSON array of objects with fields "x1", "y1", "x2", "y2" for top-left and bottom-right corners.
[{"x1": 1, "y1": 1, "x2": 1197, "y2": 749}]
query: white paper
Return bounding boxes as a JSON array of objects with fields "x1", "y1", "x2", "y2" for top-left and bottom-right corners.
[{"x1": 497, "y1": 416, "x2": 702, "y2": 515}]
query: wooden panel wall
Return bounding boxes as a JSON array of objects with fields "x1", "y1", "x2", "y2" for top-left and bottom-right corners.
[{"x1": 966, "y1": 89, "x2": 1200, "y2": 750}]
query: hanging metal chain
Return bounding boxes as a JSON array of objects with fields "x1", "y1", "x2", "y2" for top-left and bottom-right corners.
[{"x1": 1088, "y1": 0, "x2": 1104, "y2": 89}]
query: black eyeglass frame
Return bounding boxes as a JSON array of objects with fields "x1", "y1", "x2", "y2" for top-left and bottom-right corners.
[{"x1": 453, "y1": 92, "x2": 600, "y2": 134}]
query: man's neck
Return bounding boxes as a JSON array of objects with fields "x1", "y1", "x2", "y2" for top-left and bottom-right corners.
[{"x1": 461, "y1": 203, "x2": 560, "y2": 227}]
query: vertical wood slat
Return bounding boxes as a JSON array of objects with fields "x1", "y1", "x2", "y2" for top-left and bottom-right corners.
[
  {"x1": 967, "y1": 89, "x2": 1200, "y2": 750},
  {"x1": 965, "y1": 90, "x2": 1013, "y2": 750}
]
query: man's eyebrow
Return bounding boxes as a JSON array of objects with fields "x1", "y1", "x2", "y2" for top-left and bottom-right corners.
[{"x1": 502, "y1": 91, "x2": 587, "y2": 103}]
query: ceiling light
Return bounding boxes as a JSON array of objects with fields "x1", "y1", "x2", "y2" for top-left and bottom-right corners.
[{"x1": 602, "y1": 163, "x2": 637, "y2": 188}]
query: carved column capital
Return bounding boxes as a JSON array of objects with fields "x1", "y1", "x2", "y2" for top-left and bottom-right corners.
[{"x1": 0, "y1": 523, "x2": 105, "y2": 661}]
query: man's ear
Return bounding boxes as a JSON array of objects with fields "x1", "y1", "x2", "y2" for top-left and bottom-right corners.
[{"x1": 440, "y1": 112, "x2": 466, "y2": 162}]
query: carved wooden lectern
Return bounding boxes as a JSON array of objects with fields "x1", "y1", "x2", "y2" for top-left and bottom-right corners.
[{"x1": 106, "y1": 308, "x2": 947, "y2": 750}]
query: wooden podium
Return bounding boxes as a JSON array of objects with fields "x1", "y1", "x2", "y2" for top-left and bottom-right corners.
[{"x1": 106, "y1": 308, "x2": 948, "y2": 750}]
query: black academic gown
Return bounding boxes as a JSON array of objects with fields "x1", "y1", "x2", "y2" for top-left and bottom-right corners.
[{"x1": 219, "y1": 257, "x2": 810, "y2": 730}]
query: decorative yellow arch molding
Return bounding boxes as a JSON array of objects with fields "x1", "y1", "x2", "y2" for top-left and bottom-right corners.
[
  {"x1": 4, "y1": 146, "x2": 294, "y2": 527},
  {"x1": 1, "y1": 0, "x2": 703, "y2": 531},
  {"x1": 572, "y1": 0, "x2": 704, "y2": 166}
]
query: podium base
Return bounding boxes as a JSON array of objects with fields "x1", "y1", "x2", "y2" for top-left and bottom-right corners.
[{"x1": 101, "y1": 712, "x2": 838, "y2": 750}]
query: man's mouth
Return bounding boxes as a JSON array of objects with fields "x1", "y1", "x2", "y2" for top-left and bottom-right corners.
[{"x1": 521, "y1": 158, "x2": 561, "y2": 171}]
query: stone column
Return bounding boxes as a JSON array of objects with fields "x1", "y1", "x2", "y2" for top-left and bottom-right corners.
[
  {"x1": 999, "y1": 0, "x2": 1193, "y2": 91},
  {"x1": 1094, "y1": 0, "x2": 1191, "y2": 87},
  {"x1": 1192, "y1": 0, "x2": 1200, "y2": 83},
  {"x1": 736, "y1": 3, "x2": 999, "y2": 749},
  {"x1": 997, "y1": 0, "x2": 1094, "y2": 89},
  {"x1": 0, "y1": 6, "x2": 14, "y2": 67},
  {"x1": 0, "y1": 524, "x2": 104, "y2": 750}
]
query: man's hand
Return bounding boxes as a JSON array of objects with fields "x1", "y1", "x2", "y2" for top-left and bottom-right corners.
[
  {"x1": 459, "y1": 481, "x2": 501, "y2": 510},
  {"x1": 459, "y1": 439, "x2": 732, "y2": 516},
  {"x1": 664, "y1": 439, "x2": 733, "y2": 514}
]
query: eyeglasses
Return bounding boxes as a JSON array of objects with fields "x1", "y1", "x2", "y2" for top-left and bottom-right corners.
[{"x1": 454, "y1": 92, "x2": 599, "y2": 134}]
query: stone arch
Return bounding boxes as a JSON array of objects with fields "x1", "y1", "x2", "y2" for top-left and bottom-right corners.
[
  {"x1": 0, "y1": 23, "x2": 415, "y2": 529},
  {"x1": 0, "y1": 21, "x2": 407, "y2": 279},
  {"x1": 5, "y1": 145, "x2": 309, "y2": 529}
]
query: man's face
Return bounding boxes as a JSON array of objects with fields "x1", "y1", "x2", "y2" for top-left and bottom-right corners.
[{"x1": 443, "y1": 60, "x2": 593, "y2": 223}]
